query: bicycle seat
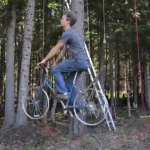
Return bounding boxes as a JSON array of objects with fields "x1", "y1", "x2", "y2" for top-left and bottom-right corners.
[{"x1": 77, "y1": 67, "x2": 89, "y2": 73}]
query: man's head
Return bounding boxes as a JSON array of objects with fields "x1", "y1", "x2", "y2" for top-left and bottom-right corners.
[{"x1": 60, "y1": 11, "x2": 77, "y2": 28}]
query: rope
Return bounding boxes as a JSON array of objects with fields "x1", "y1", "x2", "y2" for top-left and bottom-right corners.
[
  {"x1": 134, "y1": 0, "x2": 145, "y2": 111},
  {"x1": 86, "y1": 0, "x2": 90, "y2": 52},
  {"x1": 43, "y1": 0, "x2": 45, "y2": 47},
  {"x1": 62, "y1": 0, "x2": 64, "y2": 16},
  {"x1": 103, "y1": 0, "x2": 106, "y2": 44}
]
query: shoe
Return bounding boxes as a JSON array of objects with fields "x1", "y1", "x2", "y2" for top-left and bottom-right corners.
[{"x1": 54, "y1": 93, "x2": 68, "y2": 100}]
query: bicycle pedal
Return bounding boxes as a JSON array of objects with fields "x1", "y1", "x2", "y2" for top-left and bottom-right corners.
[
  {"x1": 69, "y1": 111, "x2": 73, "y2": 117},
  {"x1": 63, "y1": 107, "x2": 70, "y2": 110},
  {"x1": 33, "y1": 114, "x2": 40, "y2": 118},
  {"x1": 64, "y1": 110, "x2": 67, "y2": 115}
]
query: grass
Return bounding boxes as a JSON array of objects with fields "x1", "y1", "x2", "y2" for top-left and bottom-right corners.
[
  {"x1": 116, "y1": 108, "x2": 141, "y2": 120},
  {"x1": 80, "y1": 134, "x2": 98, "y2": 150},
  {"x1": 28, "y1": 140, "x2": 53, "y2": 150}
]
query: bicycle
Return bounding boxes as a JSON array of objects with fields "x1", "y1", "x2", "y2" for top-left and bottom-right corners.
[{"x1": 23, "y1": 66, "x2": 107, "y2": 126}]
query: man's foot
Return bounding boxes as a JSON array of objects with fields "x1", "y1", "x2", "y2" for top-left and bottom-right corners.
[{"x1": 54, "y1": 93, "x2": 68, "y2": 100}]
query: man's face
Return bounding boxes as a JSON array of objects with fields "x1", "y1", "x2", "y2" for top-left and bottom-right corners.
[{"x1": 60, "y1": 15, "x2": 70, "y2": 27}]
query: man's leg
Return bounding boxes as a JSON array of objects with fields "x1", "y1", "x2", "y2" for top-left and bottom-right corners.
[
  {"x1": 51, "y1": 58, "x2": 88, "y2": 100},
  {"x1": 66, "y1": 72, "x2": 81, "y2": 105}
]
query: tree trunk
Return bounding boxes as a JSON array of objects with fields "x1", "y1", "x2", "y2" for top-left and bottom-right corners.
[
  {"x1": 109, "y1": 29, "x2": 115, "y2": 118},
  {"x1": 15, "y1": 0, "x2": 35, "y2": 127},
  {"x1": 0, "y1": 38, "x2": 5, "y2": 112},
  {"x1": 116, "y1": 39, "x2": 120, "y2": 106},
  {"x1": 133, "y1": 67, "x2": 138, "y2": 108},
  {"x1": 105, "y1": 43, "x2": 108, "y2": 95},
  {"x1": 2, "y1": 3, "x2": 16, "y2": 129},
  {"x1": 125, "y1": 55, "x2": 131, "y2": 117},
  {"x1": 17, "y1": 25, "x2": 23, "y2": 97},
  {"x1": 144, "y1": 52, "x2": 150, "y2": 109},
  {"x1": 99, "y1": 28, "x2": 105, "y2": 92},
  {"x1": 68, "y1": 0, "x2": 86, "y2": 138}
]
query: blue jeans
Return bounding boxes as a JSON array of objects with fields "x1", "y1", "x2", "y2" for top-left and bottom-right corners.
[{"x1": 51, "y1": 58, "x2": 89, "y2": 104}]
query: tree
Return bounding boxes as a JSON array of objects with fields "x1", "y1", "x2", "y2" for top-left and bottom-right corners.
[
  {"x1": 15, "y1": 0, "x2": 35, "y2": 127},
  {"x1": 144, "y1": 50, "x2": 150, "y2": 109},
  {"x1": 109, "y1": 27, "x2": 116, "y2": 118},
  {"x1": 2, "y1": 1, "x2": 16, "y2": 129},
  {"x1": 68, "y1": 0, "x2": 86, "y2": 138}
]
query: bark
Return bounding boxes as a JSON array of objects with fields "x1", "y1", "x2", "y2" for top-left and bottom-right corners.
[
  {"x1": 97, "y1": 19, "x2": 105, "y2": 92},
  {"x1": 133, "y1": 67, "x2": 138, "y2": 108},
  {"x1": 17, "y1": 25, "x2": 23, "y2": 97},
  {"x1": 125, "y1": 55, "x2": 131, "y2": 117},
  {"x1": 0, "y1": 38, "x2": 5, "y2": 109},
  {"x1": 89, "y1": 14, "x2": 93, "y2": 61},
  {"x1": 144, "y1": 52, "x2": 150, "y2": 109},
  {"x1": 71, "y1": 0, "x2": 84, "y2": 43},
  {"x1": 99, "y1": 46, "x2": 105, "y2": 92},
  {"x1": 17, "y1": 40, "x2": 23, "y2": 96},
  {"x1": 105, "y1": 43, "x2": 108, "y2": 95},
  {"x1": 15, "y1": 0, "x2": 35, "y2": 127},
  {"x1": 109, "y1": 29, "x2": 116, "y2": 118},
  {"x1": 69, "y1": 0, "x2": 86, "y2": 138},
  {"x1": 2, "y1": 3, "x2": 16, "y2": 129},
  {"x1": 116, "y1": 39, "x2": 120, "y2": 106},
  {"x1": 99, "y1": 35, "x2": 105, "y2": 91}
]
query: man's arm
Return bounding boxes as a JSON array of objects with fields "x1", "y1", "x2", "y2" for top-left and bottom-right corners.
[
  {"x1": 55, "y1": 45, "x2": 67, "y2": 64},
  {"x1": 40, "y1": 42, "x2": 64, "y2": 64}
]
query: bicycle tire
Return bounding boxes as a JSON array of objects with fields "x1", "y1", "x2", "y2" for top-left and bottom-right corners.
[
  {"x1": 73, "y1": 88, "x2": 107, "y2": 126},
  {"x1": 22, "y1": 86, "x2": 49, "y2": 120}
]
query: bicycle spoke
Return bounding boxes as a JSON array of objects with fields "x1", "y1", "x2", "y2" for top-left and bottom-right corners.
[
  {"x1": 23, "y1": 86, "x2": 50, "y2": 120},
  {"x1": 74, "y1": 88, "x2": 106, "y2": 126}
]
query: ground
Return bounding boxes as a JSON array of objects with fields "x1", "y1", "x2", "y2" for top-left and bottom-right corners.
[{"x1": 0, "y1": 109, "x2": 150, "y2": 150}]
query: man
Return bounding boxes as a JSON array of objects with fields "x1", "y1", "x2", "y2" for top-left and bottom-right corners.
[{"x1": 38, "y1": 11, "x2": 89, "y2": 102}]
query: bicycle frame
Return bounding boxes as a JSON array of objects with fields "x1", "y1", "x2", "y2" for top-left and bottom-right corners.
[
  {"x1": 41, "y1": 76, "x2": 55, "y2": 93},
  {"x1": 38, "y1": 67, "x2": 84, "y2": 106},
  {"x1": 66, "y1": 82, "x2": 88, "y2": 109}
]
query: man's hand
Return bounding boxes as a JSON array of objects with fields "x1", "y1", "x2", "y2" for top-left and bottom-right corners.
[{"x1": 38, "y1": 59, "x2": 46, "y2": 66}]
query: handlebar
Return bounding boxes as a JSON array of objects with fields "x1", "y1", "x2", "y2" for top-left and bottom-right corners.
[{"x1": 35, "y1": 66, "x2": 52, "y2": 74}]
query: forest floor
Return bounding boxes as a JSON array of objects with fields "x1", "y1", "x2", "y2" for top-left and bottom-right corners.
[{"x1": 0, "y1": 108, "x2": 150, "y2": 150}]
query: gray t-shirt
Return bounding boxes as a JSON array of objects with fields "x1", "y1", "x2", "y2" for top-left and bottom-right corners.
[{"x1": 60, "y1": 28, "x2": 88, "y2": 60}]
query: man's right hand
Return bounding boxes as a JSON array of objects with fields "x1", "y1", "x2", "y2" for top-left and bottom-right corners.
[{"x1": 38, "y1": 59, "x2": 46, "y2": 66}]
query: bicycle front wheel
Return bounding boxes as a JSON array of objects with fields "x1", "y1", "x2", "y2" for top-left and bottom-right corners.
[
  {"x1": 23, "y1": 86, "x2": 49, "y2": 120},
  {"x1": 73, "y1": 88, "x2": 106, "y2": 126}
]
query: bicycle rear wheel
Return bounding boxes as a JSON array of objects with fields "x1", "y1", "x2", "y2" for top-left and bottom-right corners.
[
  {"x1": 23, "y1": 86, "x2": 49, "y2": 119},
  {"x1": 73, "y1": 88, "x2": 107, "y2": 126}
]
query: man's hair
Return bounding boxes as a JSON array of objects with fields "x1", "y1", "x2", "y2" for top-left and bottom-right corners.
[{"x1": 63, "y1": 11, "x2": 77, "y2": 26}]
